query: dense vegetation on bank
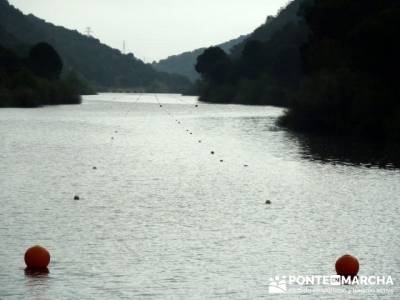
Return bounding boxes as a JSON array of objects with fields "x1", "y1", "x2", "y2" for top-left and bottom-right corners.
[
  {"x1": 0, "y1": 41, "x2": 83, "y2": 107},
  {"x1": 0, "y1": 0, "x2": 191, "y2": 93},
  {"x1": 280, "y1": 0, "x2": 400, "y2": 143},
  {"x1": 196, "y1": 0, "x2": 400, "y2": 144}
]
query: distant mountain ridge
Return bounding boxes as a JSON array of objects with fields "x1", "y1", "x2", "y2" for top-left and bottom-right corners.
[
  {"x1": 152, "y1": 35, "x2": 248, "y2": 82},
  {"x1": 0, "y1": 0, "x2": 191, "y2": 92}
]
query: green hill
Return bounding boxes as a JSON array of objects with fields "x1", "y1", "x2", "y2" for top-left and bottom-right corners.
[
  {"x1": 195, "y1": 0, "x2": 309, "y2": 106},
  {"x1": 230, "y1": 1, "x2": 306, "y2": 57},
  {"x1": 152, "y1": 35, "x2": 247, "y2": 82},
  {"x1": 0, "y1": 0, "x2": 191, "y2": 93}
]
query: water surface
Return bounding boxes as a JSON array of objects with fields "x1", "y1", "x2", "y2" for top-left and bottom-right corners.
[{"x1": 0, "y1": 93, "x2": 399, "y2": 299}]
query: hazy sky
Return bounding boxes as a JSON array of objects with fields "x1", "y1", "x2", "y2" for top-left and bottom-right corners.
[{"x1": 8, "y1": 0, "x2": 289, "y2": 62}]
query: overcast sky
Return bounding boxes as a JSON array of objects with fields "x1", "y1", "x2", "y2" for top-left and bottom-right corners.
[{"x1": 9, "y1": 0, "x2": 289, "y2": 62}]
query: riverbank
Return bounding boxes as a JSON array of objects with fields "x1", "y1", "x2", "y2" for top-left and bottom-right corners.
[{"x1": 0, "y1": 78, "x2": 82, "y2": 108}]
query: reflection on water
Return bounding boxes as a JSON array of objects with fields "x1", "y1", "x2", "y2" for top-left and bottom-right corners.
[
  {"x1": 287, "y1": 131, "x2": 400, "y2": 169},
  {"x1": 24, "y1": 268, "x2": 50, "y2": 277},
  {"x1": 24, "y1": 269, "x2": 50, "y2": 299}
]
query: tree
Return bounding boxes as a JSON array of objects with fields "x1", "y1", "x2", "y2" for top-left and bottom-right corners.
[
  {"x1": 240, "y1": 40, "x2": 266, "y2": 78},
  {"x1": 27, "y1": 42, "x2": 63, "y2": 80},
  {"x1": 195, "y1": 47, "x2": 231, "y2": 84},
  {"x1": 0, "y1": 45, "x2": 21, "y2": 71}
]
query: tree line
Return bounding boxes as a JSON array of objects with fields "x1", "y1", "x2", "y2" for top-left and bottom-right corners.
[
  {"x1": 195, "y1": 0, "x2": 400, "y2": 144},
  {"x1": 0, "y1": 41, "x2": 84, "y2": 107}
]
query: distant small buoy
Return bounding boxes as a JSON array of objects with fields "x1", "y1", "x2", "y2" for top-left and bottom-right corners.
[
  {"x1": 265, "y1": 200, "x2": 271, "y2": 205},
  {"x1": 74, "y1": 195, "x2": 80, "y2": 200},
  {"x1": 190, "y1": 133, "x2": 193, "y2": 135},
  {"x1": 24, "y1": 245, "x2": 50, "y2": 270},
  {"x1": 159, "y1": 105, "x2": 162, "y2": 107},
  {"x1": 92, "y1": 166, "x2": 97, "y2": 170},
  {"x1": 244, "y1": 164, "x2": 249, "y2": 167},
  {"x1": 198, "y1": 140, "x2": 202, "y2": 143},
  {"x1": 220, "y1": 160, "x2": 224, "y2": 162},
  {"x1": 115, "y1": 131, "x2": 118, "y2": 134},
  {"x1": 335, "y1": 254, "x2": 359, "y2": 279},
  {"x1": 111, "y1": 137, "x2": 114, "y2": 140},
  {"x1": 211, "y1": 151, "x2": 215, "y2": 155},
  {"x1": 195, "y1": 105, "x2": 198, "y2": 108}
]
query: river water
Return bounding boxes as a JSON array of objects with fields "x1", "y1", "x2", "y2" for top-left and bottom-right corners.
[{"x1": 0, "y1": 93, "x2": 399, "y2": 299}]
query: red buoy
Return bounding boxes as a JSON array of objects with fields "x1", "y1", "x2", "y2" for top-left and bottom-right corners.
[
  {"x1": 24, "y1": 245, "x2": 51, "y2": 270},
  {"x1": 335, "y1": 254, "x2": 359, "y2": 278}
]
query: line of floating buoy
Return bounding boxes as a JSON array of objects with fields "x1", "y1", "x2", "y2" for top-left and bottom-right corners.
[
  {"x1": 162, "y1": 96, "x2": 249, "y2": 167},
  {"x1": 154, "y1": 94, "x2": 251, "y2": 168}
]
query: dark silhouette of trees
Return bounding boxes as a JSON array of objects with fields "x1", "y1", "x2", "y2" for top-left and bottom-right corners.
[
  {"x1": 193, "y1": 0, "x2": 400, "y2": 145},
  {"x1": 195, "y1": 47, "x2": 231, "y2": 84},
  {"x1": 28, "y1": 42, "x2": 63, "y2": 80},
  {"x1": 280, "y1": 0, "x2": 400, "y2": 144},
  {"x1": 0, "y1": 40, "x2": 82, "y2": 107},
  {"x1": 195, "y1": 1, "x2": 309, "y2": 106},
  {"x1": 0, "y1": 45, "x2": 20, "y2": 70},
  {"x1": 240, "y1": 40, "x2": 266, "y2": 79}
]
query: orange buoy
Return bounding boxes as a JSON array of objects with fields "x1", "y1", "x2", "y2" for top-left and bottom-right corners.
[
  {"x1": 24, "y1": 245, "x2": 51, "y2": 270},
  {"x1": 335, "y1": 254, "x2": 359, "y2": 278}
]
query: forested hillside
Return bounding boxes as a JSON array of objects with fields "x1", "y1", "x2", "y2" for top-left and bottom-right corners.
[
  {"x1": 152, "y1": 35, "x2": 247, "y2": 82},
  {"x1": 195, "y1": 0, "x2": 400, "y2": 145},
  {"x1": 195, "y1": 0, "x2": 309, "y2": 106},
  {"x1": 280, "y1": 0, "x2": 400, "y2": 143},
  {"x1": 230, "y1": 1, "x2": 305, "y2": 57},
  {"x1": 0, "y1": 0, "x2": 191, "y2": 92}
]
